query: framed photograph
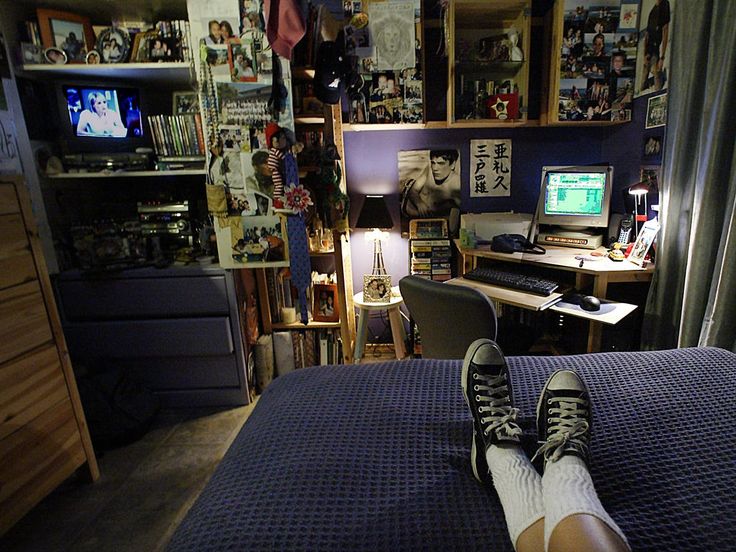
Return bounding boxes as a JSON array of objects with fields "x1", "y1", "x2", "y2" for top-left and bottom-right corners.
[
  {"x1": 363, "y1": 275, "x2": 392, "y2": 303},
  {"x1": 36, "y1": 9, "x2": 95, "y2": 63},
  {"x1": 227, "y1": 38, "x2": 257, "y2": 82},
  {"x1": 313, "y1": 283, "x2": 340, "y2": 322},
  {"x1": 131, "y1": 31, "x2": 157, "y2": 62},
  {"x1": 149, "y1": 36, "x2": 180, "y2": 62},
  {"x1": 173, "y1": 91, "x2": 199, "y2": 115},
  {"x1": 645, "y1": 93, "x2": 668, "y2": 128},
  {"x1": 85, "y1": 50, "x2": 101, "y2": 64},
  {"x1": 640, "y1": 165, "x2": 660, "y2": 191},
  {"x1": 642, "y1": 135, "x2": 662, "y2": 159},
  {"x1": 43, "y1": 47, "x2": 68, "y2": 65},
  {"x1": 96, "y1": 27, "x2": 131, "y2": 63},
  {"x1": 20, "y1": 43, "x2": 44, "y2": 65},
  {"x1": 629, "y1": 219, "x2": 660, "y2": 267}
]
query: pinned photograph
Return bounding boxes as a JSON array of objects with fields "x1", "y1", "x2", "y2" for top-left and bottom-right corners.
[
  {"x1": 399, "y1": 150, "x2": 461, "y2": 225},
  {"x1": 243, "y1": 150, "x2": 274, "y2": 198},
  {"x1": 635, "y1": 0, "x2": 672, "y2": 97},
  {"x1": 227, "y1": 38, "x2": 257, "y2": 82},
  {"x1": 619, "y1": 3, "x2": 640, "y2": 30},
  {"x1": 201, "y1": 41, "x2": 230, "y2": 79},
  {"x1": 232, "y1": 215, "x2": 288, "y2": 264},
  {"x1": 202, "y1": 18, "x2": 237, "y2": 45},
  {"x1": 363, "y1": 275, "x2": 392, "y2": 303},
  {"x1": 369, "y1": 1, "x2": 415, "y2": 70},
  {"x1": 220, "y1": 125, "x2": 249, "y2": 153},
  {"x1": 645, "y1": 93, "x2": 667, "y2": 128}
]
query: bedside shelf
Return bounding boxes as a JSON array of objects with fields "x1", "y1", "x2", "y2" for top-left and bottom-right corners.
[
  {"x1": 47, "y1": 169, "x2": 206, "y2": 179},
  {"x1": 19, "y1": 62, "x2": 193, "y2": 84}
]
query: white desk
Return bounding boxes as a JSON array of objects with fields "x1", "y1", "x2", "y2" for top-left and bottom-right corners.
[
  {"x1": 455, "y1": 241, "x2": 654, "y2": 352},
  {"x1": 353, "y1": 287, "x2": 407, "y2": 363}
]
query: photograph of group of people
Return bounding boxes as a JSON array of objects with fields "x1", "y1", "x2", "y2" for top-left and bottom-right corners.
[
  {"x1": 351, "y1": 67, "x2": 423, "y2": 124},
  {"x1": 558, "y1": 1, "x2": 638, "y2": 122}
]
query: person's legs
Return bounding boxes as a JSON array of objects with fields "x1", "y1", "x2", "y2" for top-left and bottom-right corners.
[
  {"x1": 462, "y1": 339, "x2": 545, "y2": 552},
  {"x1": 533, "y1": 370, "x2": 630, "y2": 552}
]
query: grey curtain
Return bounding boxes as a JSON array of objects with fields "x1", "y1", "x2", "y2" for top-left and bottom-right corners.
[{"x1": 642, "y1": 0, "x2": 736, "y2": 351}]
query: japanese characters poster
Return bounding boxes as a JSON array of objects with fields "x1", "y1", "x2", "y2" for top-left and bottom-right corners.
[
  {"x1": 470, "y1": 139, "x2": 512, "y2": 198},
  {"x1": 399, "y1": 149, "x2": 461, "y2": 232}
]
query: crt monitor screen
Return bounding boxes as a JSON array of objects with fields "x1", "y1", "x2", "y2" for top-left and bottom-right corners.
[
  {"x1": 63, "y1": 86, "x2": 143, "y2": 139},
  {"x1": 544, "y1": 171, "x2": 606, "y2": 216}
]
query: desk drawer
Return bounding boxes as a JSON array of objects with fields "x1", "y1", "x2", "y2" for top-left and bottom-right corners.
[
  {"x1": 62, "y1": 317, "x2": 234, "y2": 358},
  {"x1": 56, "y1": 276, "x2": 230, "y2": 320}
]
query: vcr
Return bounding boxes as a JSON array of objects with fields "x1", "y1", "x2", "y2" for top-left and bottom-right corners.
[{"x1": 63, "y1": 152, "x2": 152, "y2": 172}]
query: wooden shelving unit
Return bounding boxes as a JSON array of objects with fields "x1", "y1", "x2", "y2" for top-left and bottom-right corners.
[{"x1": 47, "y1": 169, "x2": 206, "y2": 179}]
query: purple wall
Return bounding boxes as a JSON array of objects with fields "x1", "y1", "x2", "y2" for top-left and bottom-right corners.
[{"x1": 344, "y1": 120, "x2": 649, "y2": 294}]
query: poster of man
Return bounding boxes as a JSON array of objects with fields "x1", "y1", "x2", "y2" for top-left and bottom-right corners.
[
  {"x1": 635, "y1": 0, "x2": 672, "y2": 96},
  {"x1": 399, "y1": 149, "x2": 461, "y2": 229}
]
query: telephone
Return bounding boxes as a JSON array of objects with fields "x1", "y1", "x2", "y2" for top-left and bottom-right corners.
[{"x1": 617, "y1": 215, "x2": 634, "y2": 244}]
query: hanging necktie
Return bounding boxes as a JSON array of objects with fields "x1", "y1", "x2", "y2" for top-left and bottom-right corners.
[{"x1": 286, "y1": 215, "x2": 311, "y2": 324}]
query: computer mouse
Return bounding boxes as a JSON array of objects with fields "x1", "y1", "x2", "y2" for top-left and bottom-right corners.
[{"x1": 580, "y1": 295, "x2": 601, "y2": 312}]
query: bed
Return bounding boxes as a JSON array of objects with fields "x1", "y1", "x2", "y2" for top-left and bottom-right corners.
[{"x1": 168, "y1": 347, "x2": 736, "y2": 551}]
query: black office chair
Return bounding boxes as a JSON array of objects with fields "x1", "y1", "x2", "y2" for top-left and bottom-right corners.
[{"x1": 399, "y1": 275, "x2": 497, "y2": 360}]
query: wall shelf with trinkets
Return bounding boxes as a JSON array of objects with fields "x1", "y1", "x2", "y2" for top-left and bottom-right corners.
[{"x1": 448, "y1": 0, "x2": 532, "y2": 126}]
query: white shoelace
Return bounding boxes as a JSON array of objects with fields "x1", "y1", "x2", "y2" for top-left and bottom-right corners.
[
  {"x1": 533, "y1": 396, "x2": 590, "y2": 463},
  {"x1": 473, "y1": 372, "x2": 522, "y2": 440}
]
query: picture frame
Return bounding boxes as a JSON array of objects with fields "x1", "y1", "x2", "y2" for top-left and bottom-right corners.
[
  {"x1": 313, "y1": 283, "x2": 340, "y2": 322},
  {"x1": 95, "y1": 27, "x2": 132, "y2": 64},
  {"x1": 642, "y1": 135, "x2": 662, "y2": 159},
  {"x1": 131, "y1": 31, "x2": 158, "y2": 62},
  {"x1": 640, "y1": 165, "x2": 660, "y2": 191},
  {"x1": 629, "y1": 219, "x2": 660, "y2": 267},
  {"x1": 149, "y1": 36, "x2": 181, "y2": 63},
  {"x1": 172, "y1": 91, "x2": 199, "y2": 115},
  {"x1": 645, "y1": 93, "x2": 667, "y2": 128},
  {"x1": 85, "y1": 50, "x2": 101, "y2": 64},
  {"x1": 36, "y1": 8, "x2": 95, "y2": 64},
  {"x1": 363, "y1": 274, "x2": 392, "y2": 303},
  {"x1": 43, "y1": 47, "x2": 68, "y2": 65},
  {"x1": 20, "y1": 43, "x2": 44, "y2": 65}
]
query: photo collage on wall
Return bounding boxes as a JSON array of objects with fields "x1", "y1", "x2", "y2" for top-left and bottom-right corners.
[
  {"x1": 343, "y1": 0, "x2": 424, "y2": 124},
  {"x1": 558, "y1": 0, "x2": 640, "y2": 122},
  {"x1": 190, "y1": 0, "x2": 296, "y2": 269}
]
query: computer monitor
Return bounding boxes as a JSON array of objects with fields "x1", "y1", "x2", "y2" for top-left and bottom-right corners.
[
  {"x1": 536, "y1": 165, "x2": 613, "y2": 229},
  {"x1": 57, "y1": 83, "x2": 145, "y2": 152}
]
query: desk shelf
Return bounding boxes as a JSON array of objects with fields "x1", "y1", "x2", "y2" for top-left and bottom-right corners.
[{"x1": 19, "y1": 62, "x2": 193, "y2": 84}]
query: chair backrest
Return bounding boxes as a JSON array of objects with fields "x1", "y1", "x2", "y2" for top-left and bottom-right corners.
[{"x1": 399, "y1": 275, "x2": 497, "y2": 359}]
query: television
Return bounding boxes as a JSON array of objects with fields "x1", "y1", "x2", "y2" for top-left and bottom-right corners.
[
  {"x1": 58, "y1": 84, "x2": 145, "y2": 152},
  {"x1": 536, "y1": 165, "x2": 613, "y2": 229}
]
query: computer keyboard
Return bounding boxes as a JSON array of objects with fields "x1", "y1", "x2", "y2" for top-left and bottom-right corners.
[{"x1": 464, "y1": 267, "x2": 560, "y2": 296}]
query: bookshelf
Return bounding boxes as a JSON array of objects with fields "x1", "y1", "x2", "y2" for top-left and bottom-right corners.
[
  {"x1": 19, "y1": 62, "x2": 194, "y2": 85},
  {"x1": 47, "y1": 169, "x2": 206, "y2": 178}
]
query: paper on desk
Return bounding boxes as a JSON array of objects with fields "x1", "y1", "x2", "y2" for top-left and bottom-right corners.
[{"x1": 461, "y1": 212, "x2": 533, "y2": 241}]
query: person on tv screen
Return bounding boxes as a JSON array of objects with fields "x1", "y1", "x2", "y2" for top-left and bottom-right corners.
[{"x1": 76, "y1": 92, "x2": 127, "y2": 137}]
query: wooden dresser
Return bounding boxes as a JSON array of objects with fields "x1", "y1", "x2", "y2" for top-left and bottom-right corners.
[{"x1": 0, "y1": 176, "x2": 99, "y2": 535}]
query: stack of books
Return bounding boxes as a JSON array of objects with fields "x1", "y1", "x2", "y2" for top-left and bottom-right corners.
[
  {"x1": 147, "y1": 114, "x2": 205, "y2": 158},
  {"x1": 410, "y1": 239, "x2": 452, "y2": 281}
]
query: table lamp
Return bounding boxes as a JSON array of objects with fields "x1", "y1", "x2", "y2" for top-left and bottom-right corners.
[
  {"x1": 627, "y1": 180, "x2": 651, "y2": 237},
  {"x1": 355, "y1": 195, "x2": 393, "y2": 275}
]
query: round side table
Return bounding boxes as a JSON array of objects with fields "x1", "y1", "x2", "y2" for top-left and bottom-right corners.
[{"x1": 353, "y1": 287, "x2": 407, "y2": 363}]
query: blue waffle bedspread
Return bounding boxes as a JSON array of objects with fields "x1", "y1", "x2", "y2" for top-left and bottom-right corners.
[{"x1": 168, "y1": 347, "x2": 736, "y2": 552}]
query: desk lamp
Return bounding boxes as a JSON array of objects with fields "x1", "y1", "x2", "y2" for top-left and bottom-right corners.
[
  {"x1": 627, "y1": 180, "x2": 651, "y2": 236},
  {"x1": 355, "y1": 195, "x2": 393, "y2": 275}
]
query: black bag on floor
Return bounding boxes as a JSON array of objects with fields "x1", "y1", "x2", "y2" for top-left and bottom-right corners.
[{"x1": 77, "y1": 367, "x2": 160, "y2": 450}]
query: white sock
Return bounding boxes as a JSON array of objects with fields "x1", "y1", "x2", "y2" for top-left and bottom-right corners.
[
  {"x1": 542, "y1": 455, "x2": 629, "y2": 550},
  {"x1": 486, "y1": 444, "x2": 545, "y2": 550}
]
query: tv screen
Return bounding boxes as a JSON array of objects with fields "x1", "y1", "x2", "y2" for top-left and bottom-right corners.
[
  {"x1": 544, "y1": 171, "x2": 606, "y2": 216},
  {"x1": 63, "y1": 85, "x2": 143, "y2": 139}
]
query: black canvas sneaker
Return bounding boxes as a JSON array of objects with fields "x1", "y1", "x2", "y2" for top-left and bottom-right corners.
[
  {"x1": 533, "y1": 369, "x2": 592, "y2": 466},
  {"x1": 461, "y1": 339, "x2": 522, "y2": 483}
]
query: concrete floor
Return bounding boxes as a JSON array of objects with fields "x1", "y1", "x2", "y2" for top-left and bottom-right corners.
[{"x1": 0, "y1": 402, "x2": 258, "y2": 552}]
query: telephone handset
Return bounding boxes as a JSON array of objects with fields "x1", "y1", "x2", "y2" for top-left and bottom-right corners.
[{"x1": 618, "y1": 215, "x2": 634, "y2": 244}]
